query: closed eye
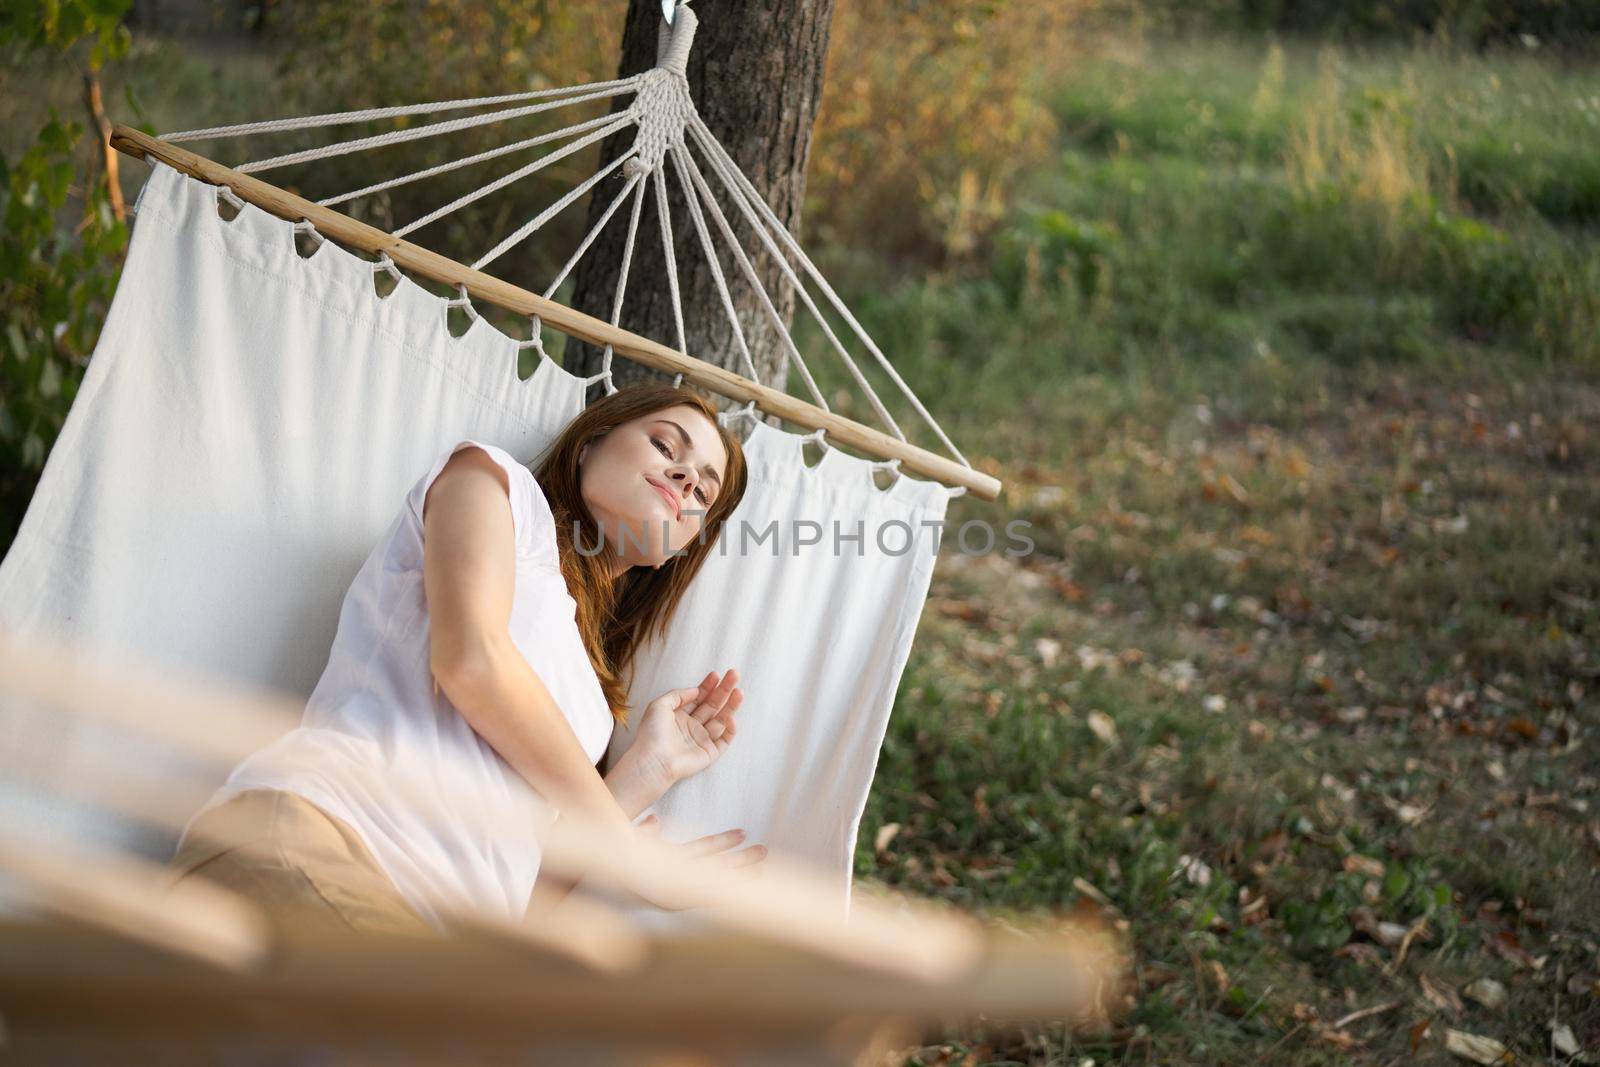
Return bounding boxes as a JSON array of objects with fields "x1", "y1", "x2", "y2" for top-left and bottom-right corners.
[{"x1": 652, "y1": 436, "x2": 713, "y2": 508}]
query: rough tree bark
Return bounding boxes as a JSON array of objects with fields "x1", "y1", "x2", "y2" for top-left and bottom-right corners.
[{"x1": 563, "y1": 0, "x2": 837, "y2": 403}]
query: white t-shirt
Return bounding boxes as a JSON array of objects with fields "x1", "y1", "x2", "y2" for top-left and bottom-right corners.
[{"x1": 199, "y1": 439, "x2": 615, "y2": 926}]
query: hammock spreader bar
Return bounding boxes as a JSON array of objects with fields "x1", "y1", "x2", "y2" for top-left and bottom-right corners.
[{"x1": 109, "y1": 126, "x2": 1002, "y2": 501}]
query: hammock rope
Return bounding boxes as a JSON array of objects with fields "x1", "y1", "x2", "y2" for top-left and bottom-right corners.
[
  {"x1": 674, "y1": 140, "x2": 830, "y2": 413},
  {"x1": 400, "y1": 118, "x2": 634, "y2": 242},
  {"x1": 318, "y1": 112, "x2": 625, "y2": 210},
  {"x1": 161, "y1": 78, "x2": 643, "y2": 143},
  {"x1": 236, "y1": 84, "x2": 642, "y2": 176},
  {"x1": 146, "y1": 1, "x2": 985, "y2": 497}
]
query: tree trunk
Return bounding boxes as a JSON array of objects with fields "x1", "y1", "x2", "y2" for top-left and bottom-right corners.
[{"x1": 563, "y1": 0, "x2": 836, "y2": 404}]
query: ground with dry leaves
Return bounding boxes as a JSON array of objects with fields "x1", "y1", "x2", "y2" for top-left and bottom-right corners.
[{"x1": 833, "y1": 35, "x2": 1600, "y2": 1067}]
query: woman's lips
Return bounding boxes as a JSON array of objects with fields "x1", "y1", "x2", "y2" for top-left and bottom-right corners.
[{"x1": 645, "y1": 476, "x2": 679, "y2": 518}]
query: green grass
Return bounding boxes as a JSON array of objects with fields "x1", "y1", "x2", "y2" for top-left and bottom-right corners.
[{"x1": 820, "y1": 34, "x2": 1600, "y2": 1067}]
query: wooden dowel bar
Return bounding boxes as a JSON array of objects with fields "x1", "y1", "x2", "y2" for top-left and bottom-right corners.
[
  {"x1": 109, "y1": 125, "x2": 1002, "y2": 501},
  {"x1": 0, "y1": 825, "x2": 270, "y2": 972}
]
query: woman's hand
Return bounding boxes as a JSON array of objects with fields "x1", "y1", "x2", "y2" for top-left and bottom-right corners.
[
  {"x1": 627, "y1": 812, "x2": 767, "y2": 912},
  {"x1": 614, "y1": 669, "x2": 743, "y2": 806}
]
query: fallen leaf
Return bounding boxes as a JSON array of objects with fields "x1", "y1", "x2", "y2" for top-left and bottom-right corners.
[
  {"x1": 1034, "y1": 637, "x2": 1062, "y2": 667},
  {"x1": 1218, "y1": 471, "x2": 1250, "y2": 505},
  {"x1": 874, "y1": 822, "x2": 901, "y2": 855},
  {"x1": 1567, "y1": 972, "x2": 1600, "y2": 997},
  {"x1": 1421, "y1": 974, "x2": 1463, "y2": 1014},
  {"x1": 1411, "y1": 1018, "x2": 1434, "y2": 1053},
  {"x1": 1551, "y1": 1022, "x2": 1578, "y2": 1057},
  {"x1": 1087, "y1": 709, "x2": 1117, "y2": 744},
  {"x1": 1315, "y1": 1025, "x2": 1360, "y2": 1050},
  {"x1": 1349, "y1": 907, "x2": 1406, "y2": 945},
  {"x1": 1376, "y1": 922, "x2": 1409, "y2": 946},
  {"x1": 1503, "y1": 718, "x2": 1539, "y2": 741},
  {"x1": 1395, "y1": 801, "x2": 1430, "y2": 825},
  {"x1": 1330, "y1": 1000, "x2": 1400, "y2": 1029},
  {"x1": 1463, "y1": 977, "x2": 1507, "y2": 1011},
  {"x1": 1334, "y1": 942, "x2": 1384, "y2": 965},
  {"x1": 1486, "y1": 930, "x2": 1535, "y2": 969},
  {"x1": 1343, "y1": 854, "x2": 1386, "y2": 878},
  {"x1": 1072, "y1": 876, "x2": 1111, "y2": 908},
  {"x1": 1175, "y1": 853, "x2": 1212, "y2": 887},
  {"x1": 1442, "y1": 1028, "x2": 1512, "y2": 1064}
]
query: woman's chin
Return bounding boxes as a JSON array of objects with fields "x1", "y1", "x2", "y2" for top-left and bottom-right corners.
[{"x1": 608, "y1": 517, "x2": 672, "y2": 562}]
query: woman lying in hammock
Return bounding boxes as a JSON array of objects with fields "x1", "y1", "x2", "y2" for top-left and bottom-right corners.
[{"x1": 167, "y1": 383, "x2": 761, "y2": 933}]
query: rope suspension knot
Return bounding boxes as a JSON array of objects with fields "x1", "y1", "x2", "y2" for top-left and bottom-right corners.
[
  {"x1": 655, "y1": 4, "x2": 698, "y2": 78},
  {"x1": 629, "y1": 70, "x2": 693, "y2": 175}
]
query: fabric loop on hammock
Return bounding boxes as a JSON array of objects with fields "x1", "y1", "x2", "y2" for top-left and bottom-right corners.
[
  {"x1": 372, "y1": 252, "x2": 403, "y2": 283},
  {"x1": 216, "y1": 185, "x2": 245, "y2": 213},
  {"x1": 447, "y1": 284, "x2": 480, "y2": 322},
  {"x1": 718, "y1": 400, "x2": 760, "y2": 428},
  {"x1": 292, "y1": 218, "x2": 324, "y2": 251}
]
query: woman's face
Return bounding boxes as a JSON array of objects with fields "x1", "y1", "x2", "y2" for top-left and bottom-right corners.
[{"x1": 578, "y1": 404, "x2": 730, "y2": 569}]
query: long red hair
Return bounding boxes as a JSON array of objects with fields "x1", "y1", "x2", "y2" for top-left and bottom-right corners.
[{"x1": 533, "y1": 384, "x2": 748, "y2": 724}]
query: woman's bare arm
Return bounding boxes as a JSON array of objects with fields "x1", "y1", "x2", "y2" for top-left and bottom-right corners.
[{"x1": 421, "y1": 446, "x2": 637, "y2": 836}]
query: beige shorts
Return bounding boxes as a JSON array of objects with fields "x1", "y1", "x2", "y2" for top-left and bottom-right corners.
[{"x1": 168, "y1": 788, "x2": 431, "y2": 937}]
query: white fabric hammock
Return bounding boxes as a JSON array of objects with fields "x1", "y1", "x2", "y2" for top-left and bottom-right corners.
[{"x1": 0, "y1": 163, "x2": 950, "y2": 913}]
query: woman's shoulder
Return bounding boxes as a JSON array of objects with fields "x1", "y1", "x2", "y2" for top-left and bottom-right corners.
[{"x1": 408, "y1": 439, "x2": 558, "y2": 563}]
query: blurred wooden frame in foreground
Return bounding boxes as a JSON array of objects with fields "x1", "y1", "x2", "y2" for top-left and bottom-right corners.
[{"x1": 0, "y1": 627, "x2": 1122, "y2": 1064}]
